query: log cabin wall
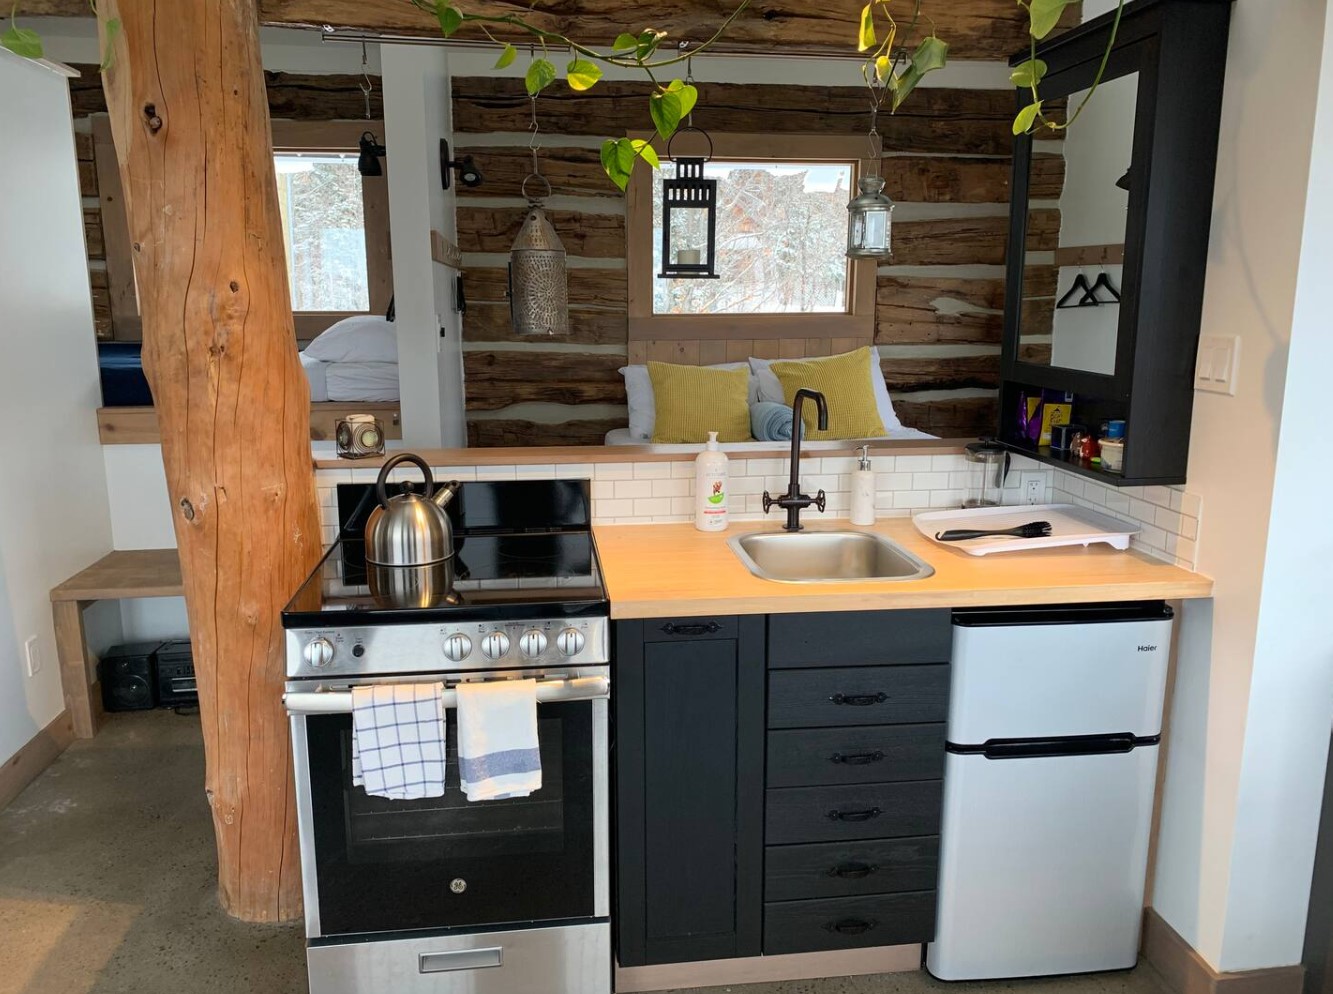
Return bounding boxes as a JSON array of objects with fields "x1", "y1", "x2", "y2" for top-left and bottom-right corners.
[
  {"x1": 68, "y1": 66, "x2": 385, "y2": 341},
  {"x1": 454, "y1": 76, "x2": 1066, "y2": 445}
]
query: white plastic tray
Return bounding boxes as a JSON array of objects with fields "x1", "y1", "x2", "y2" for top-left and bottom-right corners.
[{"x1": 912, "y1": 503, "x2": 1140, "y2": 557}]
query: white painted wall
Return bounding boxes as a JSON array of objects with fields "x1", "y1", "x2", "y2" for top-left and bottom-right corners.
[
  {"x1": 0, "y1": 51, "x2": 114, "y2": 764},
  {"x1": 381, "y1": 43, "x2": 466, "y2": 447},
  {"x1": 1151, "y1": 0, "x2": 1333, "y2": 972}
]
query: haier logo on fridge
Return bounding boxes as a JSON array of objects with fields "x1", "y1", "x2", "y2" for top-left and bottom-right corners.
[{"x1": 1137, "y1": 645, "x2": 1159, "y2": 653}]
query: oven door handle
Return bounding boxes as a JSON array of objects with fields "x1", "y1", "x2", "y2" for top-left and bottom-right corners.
[{"x1": 283, "y1": 675, "x2": 610, "y2": 715}]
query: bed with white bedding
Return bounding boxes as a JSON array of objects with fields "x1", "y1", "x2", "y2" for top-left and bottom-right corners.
[
  {"x1": 602, "y1": 426, "x2": 937, "y2": 449},
  {"x1": 300, "y1": 315, "x2": 400, "y2": 403},
  {"x1": 613, "y1": 346, "x2": 939, "y2": 446}
]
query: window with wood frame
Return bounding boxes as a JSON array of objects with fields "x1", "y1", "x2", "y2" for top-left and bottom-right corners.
[
  {"x1": 627, "y1": 134, "x2": 877, "y2": 342},
  {"x1": 94, "y1": 118, "x2": 393, "y2": 341}
]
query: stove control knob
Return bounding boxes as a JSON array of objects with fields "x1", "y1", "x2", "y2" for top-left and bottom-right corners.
[
  {"x1": 556, "y1": 628, "x2": 586, "y2": 657},
  {"x1": 442, "y1": 633, "x2": 472, "y2": 663},
  {"x1": 303, "y1": 637, "x2": 335, "y2": 669},
  {"x1": 480, "y1": 631, "x2": 511, "y2": 660},
  {"x1": 518, "y1": 630, "x2": 548, "y2": 658}
]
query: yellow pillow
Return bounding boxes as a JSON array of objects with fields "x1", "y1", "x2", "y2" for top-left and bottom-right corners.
[
  {"x1": 769, "y1": 347, "x2": 887, "y2": 440},
  {"x1": 647, "y1": 361, "x2": 753, "y2": 443}
]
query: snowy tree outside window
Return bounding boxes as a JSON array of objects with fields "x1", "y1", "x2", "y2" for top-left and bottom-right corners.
[
  {"x1": 651, "y1": 160, "x2": 853, "y2": 316},
  {"x1": 274, "y1": 154, "x2": 370, "y2": 312}
]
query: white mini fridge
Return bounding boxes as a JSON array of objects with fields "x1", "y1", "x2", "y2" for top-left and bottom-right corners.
[{"x1": 926, "y1": 602, "x2": 1174, "y2": 981}]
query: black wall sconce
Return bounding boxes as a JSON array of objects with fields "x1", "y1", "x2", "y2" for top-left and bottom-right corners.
[
  {"x1": 440, "y1": 139, "x2": 484, "y2": 190},
  {"x1": 357, "y1": 131, "x2": 386, "y2": 177}
]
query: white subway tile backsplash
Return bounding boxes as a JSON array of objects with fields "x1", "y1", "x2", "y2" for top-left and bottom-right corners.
[
  {"x1": 893, "y1": 490, "x2": 931, "y2": 509},
  {"x1": 651, "y1": 478, "x2": 690, "y2": 498},
  {"x1": 912, "y1": 472, "x2": 952, "y2": 490},
  {"x1": 1050, "y1": 468, "x2": 1204, "y2": 568},
  {"x1": 592, "y1": 462, "x2": 635, "y2": 480},
  {"x1": 895, "y1": 455, "x2": 935, "y2": 473},
  {"x1": 671, "y1": 459, "x2": 698, "y2": 478},
  {"x1": 591, "y1": 480, "x2": 615, "y2": 500},
  {"x1": 514, "y1": 464, "x2": 557, "y2": 479},
  {"x1": 632, "y1": 462, "x2": 672, "y2": 480},
  {"x1": 613, "y1": 479, "x2": 654, "y2": 499},
  {"x1": 632, "y1": 497, "x2": 674, "y2": 517},
  {"x1": 931, "y1": 455, "x2": 967, "y2": 472}
]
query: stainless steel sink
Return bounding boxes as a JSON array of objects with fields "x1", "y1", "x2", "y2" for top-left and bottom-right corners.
[{"x1": 728, "y1": 530, "x2": 935, "y2": 583}]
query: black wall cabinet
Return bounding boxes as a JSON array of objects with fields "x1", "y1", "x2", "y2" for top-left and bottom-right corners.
[{"x1": 999, "y1": 0, "x2": 1234, "y2": 486}]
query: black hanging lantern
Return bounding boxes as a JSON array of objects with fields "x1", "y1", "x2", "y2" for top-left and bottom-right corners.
[{"x1": 658, "y1": 127, "x2": 720, "y2": 280}]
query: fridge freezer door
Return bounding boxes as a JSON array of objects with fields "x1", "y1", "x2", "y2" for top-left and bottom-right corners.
[
  {"x1": 949, "y1": 611, "x2": 1172, "y2": 742},
  {"x1": 926, "y1": 746, "x2": 1158, "y2": 980}
]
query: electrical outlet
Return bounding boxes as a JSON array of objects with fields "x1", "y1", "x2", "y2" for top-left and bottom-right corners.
[
  {"x1": 1025, "y1": 479, "x2": 1045, "y2": 505},
  {"x1": 24, "y1": 636, "x2": 41, "y2": 677}
]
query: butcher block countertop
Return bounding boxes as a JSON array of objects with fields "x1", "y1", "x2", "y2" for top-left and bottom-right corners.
[{"x1": 593, "y1": 518, "x2": 1212, "y2": 620}]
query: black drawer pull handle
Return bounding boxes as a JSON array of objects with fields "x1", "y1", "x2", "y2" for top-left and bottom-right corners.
[
  {"x1": 829, "y1": 692, "x2": 888, "y2": 706},
  {"x1": 830, "y1": 751, "x2": 885, "y2": 766},
  {"x1": 827, "y1": 861, "x2": 879, "y2": 879},
  {"x1": 659, "y1": 622, "x2": 721, "y2": 636},
  {"x1": 826, "y1": 806, "x2": 882, "y2": 823},
  {"x1": 823, "y1": 918, "x2": 877, "y2": 935}
]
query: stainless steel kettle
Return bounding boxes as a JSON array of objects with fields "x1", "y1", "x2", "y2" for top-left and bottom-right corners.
[{"x1": 364, "y1": 453, "x2": 460, "y2": 567}]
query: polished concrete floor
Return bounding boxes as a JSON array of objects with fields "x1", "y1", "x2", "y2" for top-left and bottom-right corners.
[{"x1": 0, "y1": 711, "x2": 1175, "y2": 994}]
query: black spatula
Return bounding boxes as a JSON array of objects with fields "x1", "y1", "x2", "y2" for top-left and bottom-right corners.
[{"x1": 935, "y1": 521, "x2": 1053, "y2": 542}]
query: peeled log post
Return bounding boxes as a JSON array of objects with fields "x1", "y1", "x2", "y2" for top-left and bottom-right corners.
[{"x1": 97, "y1": 0, "x2": 321, "y2": 921}]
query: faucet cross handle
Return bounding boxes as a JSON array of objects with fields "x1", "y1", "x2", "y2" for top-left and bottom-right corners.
[{"x1": 814, "y1": 490, "x2": 827, "y2": 513}]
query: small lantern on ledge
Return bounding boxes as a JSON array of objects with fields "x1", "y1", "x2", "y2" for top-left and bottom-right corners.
[
  {"x1": 659, "y1": 127, "x2": 720, "y2": 280},
  {"x1": 846, "y1": 103, "x2": 895, "y2": 261}
]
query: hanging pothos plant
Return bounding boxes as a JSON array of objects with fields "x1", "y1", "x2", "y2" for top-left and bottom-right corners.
[{"x1": 2, "y1": 0, "x2": 1122, "y2": 190}]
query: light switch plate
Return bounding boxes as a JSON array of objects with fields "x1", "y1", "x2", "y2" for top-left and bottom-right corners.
[
  {"x1": 24, "y1": 635, "x2": 41, "y2": 677},
  {"x1": 1195, "y1": 335, "x2": 1240, "y2": 395}
]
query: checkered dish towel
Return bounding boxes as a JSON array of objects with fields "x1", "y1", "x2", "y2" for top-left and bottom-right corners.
[
  {"x1": 456, "y1": 678, "x2": 541, "y2": 802},
  {"x1": 351, "y1": 683, "x2": 448, "y2": 800}
]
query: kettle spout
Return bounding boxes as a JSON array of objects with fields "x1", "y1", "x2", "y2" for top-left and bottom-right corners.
[{"x1": 431, "y1": 480, "x2": 461, "y2": 510}]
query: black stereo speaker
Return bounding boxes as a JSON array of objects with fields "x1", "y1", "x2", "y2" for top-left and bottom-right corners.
[
  {"x1": 155, "y1": 641, "x2": 198, "y2": 708},
  {"x1": 99, "y1": 641, "x2": 161, "y2": 712}
]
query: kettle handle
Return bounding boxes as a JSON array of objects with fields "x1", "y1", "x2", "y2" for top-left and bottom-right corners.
[{"x1": 375, "y1": 453, "x2": 435, "y2": 509}]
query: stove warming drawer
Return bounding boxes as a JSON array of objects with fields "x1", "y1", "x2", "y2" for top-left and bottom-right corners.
[{"x1": 307, "y1": 922, "x2": 610, "y2": 994}]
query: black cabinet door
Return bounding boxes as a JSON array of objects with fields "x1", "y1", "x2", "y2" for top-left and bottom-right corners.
[{"x1": 614, "y1": 617, "x2": 764, "y2": 967}]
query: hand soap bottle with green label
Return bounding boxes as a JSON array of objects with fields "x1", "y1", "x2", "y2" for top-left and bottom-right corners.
[{"x1": 695, "y1": 431, "x2": 729, "y2": 532}]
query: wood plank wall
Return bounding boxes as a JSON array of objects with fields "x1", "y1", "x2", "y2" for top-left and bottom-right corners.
[
  {"x1": 454, "y1": 77, "x2": 1066, "y2": 445},
  {"x1": 69, "y1": 65, "x2": 384, "y2": 341}
]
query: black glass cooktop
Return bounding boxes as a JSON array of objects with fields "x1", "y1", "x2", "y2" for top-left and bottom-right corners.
[{"x1": 282, "y1": 479, "x2": 606, "y2": 628}]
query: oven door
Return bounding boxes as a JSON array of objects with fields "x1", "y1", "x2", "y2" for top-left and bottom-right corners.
[{"x1": 288, "y1": 671, "x2": 609, "y2": 940}]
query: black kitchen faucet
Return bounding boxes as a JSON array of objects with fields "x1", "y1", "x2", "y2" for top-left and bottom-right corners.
[{"x1": 763, "y1": 388, "x2": 829, "y2": 531}]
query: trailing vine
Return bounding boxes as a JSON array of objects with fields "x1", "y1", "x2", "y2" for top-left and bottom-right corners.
[{"x1": 1, "y1": 0, "x2": 1123, "y2": 188}]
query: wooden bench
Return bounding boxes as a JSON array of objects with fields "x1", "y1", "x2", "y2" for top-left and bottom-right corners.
[{"x1": 50, "y1": 549, "x2": 183, "y2": 738}]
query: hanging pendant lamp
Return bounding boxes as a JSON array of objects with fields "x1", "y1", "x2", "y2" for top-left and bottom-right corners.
[
  {"x1": 846, "y1": 101, "x2": 895, "y2": 260},
  {"x1": 508, "y1": 92, "x2": 569, "y2": 336}
]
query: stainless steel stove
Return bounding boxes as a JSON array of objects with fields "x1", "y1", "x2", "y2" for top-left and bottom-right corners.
[{"x1": 282, "y1": 479, "x2": 611, "y2": 994}]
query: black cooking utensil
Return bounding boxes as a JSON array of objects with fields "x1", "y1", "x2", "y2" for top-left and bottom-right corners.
[{"x1": 935, "y1": 521, "x2": 1053, "y2": 542}]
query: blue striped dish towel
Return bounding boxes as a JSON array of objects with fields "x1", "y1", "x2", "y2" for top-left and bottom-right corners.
[
  {"x1": 751, "y1": 400, "x2": 794, "y2": 441},
  {"x1": 456, "y1": 678, "x2": 542, "y2": 802},
  {"x1": 351, "y1": 683, "x2": 448, "y2": 800}
]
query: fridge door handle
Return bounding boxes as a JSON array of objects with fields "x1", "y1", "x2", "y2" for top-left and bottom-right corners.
[{"x1": 948, "y1": 732, "x2": 1158, "y2": 760}]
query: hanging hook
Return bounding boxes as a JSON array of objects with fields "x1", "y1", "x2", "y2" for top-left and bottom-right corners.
[
  {"x1": 359, "y1": 40, "x2": 373, "y2": 120},
  {"x1": 522, "y1": 66, "x2": 551, "y2": 205}
]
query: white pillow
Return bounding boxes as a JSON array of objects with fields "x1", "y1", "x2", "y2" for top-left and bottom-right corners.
[
  {"x1": 619, "y1": 362, "x2": 756, "y2": 441},
  {"x1": 303, "y1": 315, "x2": 398, "y2": 364},
  {"x1": 749, "y1": 347, "x2": 903, "y2": 432}
]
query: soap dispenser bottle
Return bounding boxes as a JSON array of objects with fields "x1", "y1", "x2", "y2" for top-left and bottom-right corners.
[
  {"x1": 695, "y1": 431, "x2": 729, "y2": 532},
  {"x1": 850, "y1": 444, "x2": 876, "y2": 526}
]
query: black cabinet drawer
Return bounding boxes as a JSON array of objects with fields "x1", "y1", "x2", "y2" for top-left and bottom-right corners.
[
  {"x1": 768, "y1": 610, "x2": 951, "y2": 668},
  {"x1": 763, "y1": 891, "x2": 937, "y2": 954},
  {"x1": 766, "y1": 780, "x2": 943, "y2": 845},
  {"x1": 643, "y1": 617, "x2": 739, "y2": 642},
  {"x1": 765, "y1": 837, "x2": 939, "y2": 902},
  {"x1": 767, "y1": 724, "x2": 945, "y2": 788},
  {"x1": 768, "y1": 665, "x2": 950, "y2": 729}
]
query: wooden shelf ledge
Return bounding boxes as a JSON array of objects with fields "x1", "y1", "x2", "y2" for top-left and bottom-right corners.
[
  {"x1": 98, "y1": 403, "x2": 403, "y2": 445},
  {"x1": 50, "y1": 549, "x2": 183, "y2": 602}
]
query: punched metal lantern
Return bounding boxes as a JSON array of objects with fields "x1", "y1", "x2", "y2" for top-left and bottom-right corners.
[
  {"x1": 659, "y1": 153, "x2": 720, "y2": 280},
  {"x1": 846, "y1": 175, "x2": 895, "y2": 260},
  {"x1": 508, "y1": 198, "x2": 569, "y2": 337}
]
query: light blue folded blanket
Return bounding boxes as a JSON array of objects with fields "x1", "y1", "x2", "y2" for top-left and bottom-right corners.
[{"x1": 751, "y1": 401, "x2": 793, "y2": 441}]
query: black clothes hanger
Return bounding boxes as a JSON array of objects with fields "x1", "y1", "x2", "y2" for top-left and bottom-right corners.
[
  {"x1": 1056, "y1": 272, "x2": 1099, "y2": 309},
  {"x1": 1079, "y1": 271, "x2": 1122, "y2": 306}
]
